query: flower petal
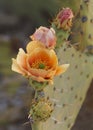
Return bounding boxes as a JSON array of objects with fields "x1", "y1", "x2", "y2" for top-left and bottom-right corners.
[
  {"x1": 55, "y1": 64, "x2": 70, "y2": 75},
  {"x1": 26, "y1": 41, "x2": 45, "y2": 54},
  {"x1": 27, "y1": 68, "x2": 56, "y2": 79},
  {"x1": 12, "y1": 58, "x2": 25, "y2": 75},
  {"x1": 48, "y1": 49, "x2": 58, "y2": 68},
  {"x1": 27, "y1": 48, "x2": 58, "y2": 69},
  {"x1": 30, "y1": 26, "x2": 56, "y2": 49},
  {"x1": 16, "y1": 48, "x2": 27, "y2": 69}
]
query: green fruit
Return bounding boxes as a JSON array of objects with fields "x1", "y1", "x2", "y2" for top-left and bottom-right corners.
[{"x1": 29, "y1": 98, "x2": 53, "y2": 122}]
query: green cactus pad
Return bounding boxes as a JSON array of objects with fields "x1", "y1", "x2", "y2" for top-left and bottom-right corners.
[
  {"x1": 70, "y1": 0, "x2": 93, "y2": 52},
  {"x1": 39, "y1": 43, "x2": 93, "y2": 130}
]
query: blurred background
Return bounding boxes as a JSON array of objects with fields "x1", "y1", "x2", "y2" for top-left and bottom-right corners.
[{"x1": 0, "y1": 0, "x2": 93, "y2": 130}]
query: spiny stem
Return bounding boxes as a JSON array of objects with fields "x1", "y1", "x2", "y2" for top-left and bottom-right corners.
[
  {"x1": 30, "y1": 90, "x2": 45, "y2": 130},
  {"x1": 35, "y1": 90, "x2": 45, "y2": 100}
]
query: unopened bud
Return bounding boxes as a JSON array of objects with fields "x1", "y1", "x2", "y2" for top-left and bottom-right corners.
[{"x1": 55, "y1": 8, "x2": 74, "y2": 30}]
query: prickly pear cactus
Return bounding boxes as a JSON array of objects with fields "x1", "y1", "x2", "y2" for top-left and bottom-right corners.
[
  {"x1": 11, "y1": 1, "x2": 93, "y2": 130},
  {"x1": 31, "y1": 0, "x2": 93, "y2": 130},
  {"x1": 42, "y1": 43, "x2": 93, "y2": 130}
]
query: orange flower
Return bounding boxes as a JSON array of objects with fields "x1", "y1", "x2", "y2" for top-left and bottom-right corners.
[
  {"x1": 12, "y1": 41, "x2": 69, "y2": 84},
  {"x1": 30, "y1": 26, "x2": 56, "y2": 49}
]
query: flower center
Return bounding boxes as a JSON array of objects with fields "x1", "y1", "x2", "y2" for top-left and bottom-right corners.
[
  {"x1": 31, "y1": 59, "x2": 49, "y2": 70},
  {"x1": 39, "y1": 63, "x2": 45, "y2": 69}
]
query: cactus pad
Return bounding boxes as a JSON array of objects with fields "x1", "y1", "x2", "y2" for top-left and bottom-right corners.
[{"x1": 40, "y1": 43, "x2": 93, "y2": 130}]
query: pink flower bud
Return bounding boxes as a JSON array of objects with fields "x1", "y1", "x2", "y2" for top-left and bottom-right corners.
[
  {"x1": 56, "y1": 8, "x2": 74, "y2": 30},
  {"x1": 30, "y1": 26, "x2": 56, "y2": 49}
]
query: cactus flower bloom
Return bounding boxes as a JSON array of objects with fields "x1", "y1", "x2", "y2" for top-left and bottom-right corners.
[
  {"x1": 55, "y1": 8, "x2": 74, "y2": 30},
  {"x1": 12, "y1": 41, "x2": 69, "y2": 84},
  {"x1": 30, "y1": 26, "x2": 56, "y2": 49}
]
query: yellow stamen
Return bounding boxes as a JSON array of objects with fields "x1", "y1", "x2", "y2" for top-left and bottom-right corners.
[{"x1": 31, "y1": 60, "x2": 49, "y2": 70}]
